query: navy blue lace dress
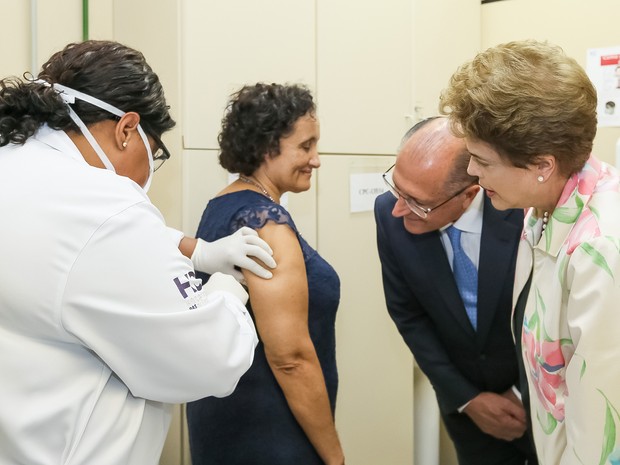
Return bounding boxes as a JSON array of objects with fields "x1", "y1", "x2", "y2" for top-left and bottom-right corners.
[{"x1": 186, "y1": 190, "x2": 340, "y2": 465}]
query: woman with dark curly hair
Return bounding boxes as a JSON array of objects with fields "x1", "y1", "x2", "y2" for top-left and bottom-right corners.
[
  {"x1": 187, "y1": 83, "x2": 345, "y2": 465},
  {"x1": 0, "y1": 41, "x2": 276, "y2": 465}
]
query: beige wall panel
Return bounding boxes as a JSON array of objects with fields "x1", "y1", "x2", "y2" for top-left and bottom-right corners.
[
  {"x1": 113, "y1": 0, "x2": 184, "y2": 229},
  {"x1": 159, "y1": 404, "x2": 183, "y2": 465},
  {"x1": 481, "y1": 0, "x2": 620, "y2": 165},
  {"x1": 182, "y1": 149, "x2": 228, "y2": 237},
  {"x1": 412, "y1": 0, "x2": 481, "y2": 120},
  {"x1": 317, "y1": 154, "x2": 414, "y2": 465},
  {"x1": 181, "y1": 0, "x2": 316, "y2": 150},
  {"x1": 0, "y1": 0, "x2": 81, "y2": 78},
  {"x1": 88, "y1": 0, "x2": 114, "y2": 40},
  {"x1": 182, "y1": 405, "x2": 191, "y2": 465},
  {"x1": 317, "y1": 0, "x2": 412, "y2": 155},
  {"x1": 36, "y1": 0, "x2": 82, "y2": 68},
  {"x1": 287, "y1": 186, "x2": 319, "y2": 249},
  {"x1": 0, "y1": 1, "x2": 30, "y2": 77}
]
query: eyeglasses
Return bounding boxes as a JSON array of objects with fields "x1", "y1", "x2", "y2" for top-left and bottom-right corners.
[
  {"x1": 147, "y1": 131, "x2": 171, "y2": 172},
  {"x1": 382, "y1": 164, "x2": 474, "y2": 218}
]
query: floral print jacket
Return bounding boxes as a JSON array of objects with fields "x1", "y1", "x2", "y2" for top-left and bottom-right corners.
[{"x1": 514, "y1": 156, "x2": 620, "y2": 465}]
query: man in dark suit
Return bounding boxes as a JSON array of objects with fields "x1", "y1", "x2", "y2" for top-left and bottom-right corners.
[{"x1": 374, "y1": 117, "x2": 537, "y2": 465}]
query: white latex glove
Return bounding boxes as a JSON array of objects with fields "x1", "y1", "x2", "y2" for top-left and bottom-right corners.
[
  {"x1": 202, "y1": 272, "x2": 249, "y2": 305},
  {"x1": 191, "y1": 226, "x2": 276, "y2": 281}
]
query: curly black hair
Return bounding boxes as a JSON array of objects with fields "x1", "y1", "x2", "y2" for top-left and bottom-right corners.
[
  {"x1": 0, "y1": 40, "x2": 175, "y2": 147},
  {"x1": 218, "y1": 83, "x2": 315, "y2": 175}
]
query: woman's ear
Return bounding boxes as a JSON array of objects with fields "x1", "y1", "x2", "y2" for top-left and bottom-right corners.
[
  {"x1": 114, "y1": 112, "x2": 141, "y2": 150},
  {"x1": 534, "y1": 154, "x2": 557, "y2": 182}
]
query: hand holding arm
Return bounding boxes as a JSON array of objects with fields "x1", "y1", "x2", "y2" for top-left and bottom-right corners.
[
  {"x1": 463, "y1": 391, "x2": 527, "y2": 441},
  {"x1": 176, "y1": 226, "x2": 277, "y2": 280}
]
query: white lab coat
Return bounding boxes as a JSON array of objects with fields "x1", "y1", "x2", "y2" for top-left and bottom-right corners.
[{"x1": 0, "y1": 126, "x2": 258, "y2": 465}]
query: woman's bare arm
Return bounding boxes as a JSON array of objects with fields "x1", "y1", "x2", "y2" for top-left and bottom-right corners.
[{"x1": 243, "y1": 222, "x2": 344, "y2": 465}]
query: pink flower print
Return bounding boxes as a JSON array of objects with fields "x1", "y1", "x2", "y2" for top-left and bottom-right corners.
[
  {"x1": 594, "y1": 163, "x2": 620, "y2": 194},
  {"x1": 595, "y1": 176, "x2": 620, "y2": 194},
  {"x1": 557, "y1": 174, "x2": 578, "y2": 207},
  {"x1": 577, "y1": 161, "x2": 599, "y2": 195},
  {"x1": 522, "y1": 327, "x2": 567, "y2": 422},
  {"x1": 556, "y1": 157, "x2": 600, "y2": 207},
  {"x1": 566, "y1": 208, "x2": 600, "y2": 255}
]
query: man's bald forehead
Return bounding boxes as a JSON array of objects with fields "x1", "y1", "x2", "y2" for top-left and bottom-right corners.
[{"x1": 400, "y1": 117, "x2": 463, "y2": 165}]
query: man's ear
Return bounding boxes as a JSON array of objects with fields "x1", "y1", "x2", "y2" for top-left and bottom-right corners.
[
  {"x1": 114, "y1": 112, "x2": 141, "y2": 150},
  {"x1": 460, "y1": 184, "x2": 481, "y2": 210},
  {"x1": 464, "y1": 183, "x2": 480, "y2": 200}
]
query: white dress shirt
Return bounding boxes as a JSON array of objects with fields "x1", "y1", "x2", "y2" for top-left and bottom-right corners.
[{"x1": 439, "y1": 189, "x2": 484, "y2": 270}]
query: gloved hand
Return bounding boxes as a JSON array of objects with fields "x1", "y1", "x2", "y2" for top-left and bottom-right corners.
[
  {"x1": 191, "y1": 226, "x2": 276, "y2": 281},
  {"x1": 202, "y1": 272, "x2": 249, "y2": 305}
]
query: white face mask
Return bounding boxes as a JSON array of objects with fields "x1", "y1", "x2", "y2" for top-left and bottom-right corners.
[{"x1": 36, "y1": 80, "x2": 155, "y2": 192}]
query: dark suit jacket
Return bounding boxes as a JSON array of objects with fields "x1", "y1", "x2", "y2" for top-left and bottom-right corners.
[{"x1": 374, "y1": 192, "x2": 524, "y2": 414}]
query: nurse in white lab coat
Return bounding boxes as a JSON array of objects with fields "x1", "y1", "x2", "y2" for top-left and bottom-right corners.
[{"x1": 0, "y1": 40, "x2": 274, "y2": 465}]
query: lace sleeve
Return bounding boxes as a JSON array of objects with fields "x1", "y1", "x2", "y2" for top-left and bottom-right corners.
[{"x1": 230, "y1": 203, "x2": 298, "y2": 235}]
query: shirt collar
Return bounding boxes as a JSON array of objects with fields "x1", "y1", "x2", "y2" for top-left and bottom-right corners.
[
  {"x1": 450, "y1": 188, "x2": 484, "y2": 234},
  {"x1": 33, "y1": 124, "x2": 86, "y2": 164}
]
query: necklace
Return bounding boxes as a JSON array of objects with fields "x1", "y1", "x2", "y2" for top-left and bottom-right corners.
[
  {"x1": 238, "y1": 175, "x2": 275, "y2": 202},
  {"x1": 541, "y1": 211, "x2": 549, "y2": 232}
]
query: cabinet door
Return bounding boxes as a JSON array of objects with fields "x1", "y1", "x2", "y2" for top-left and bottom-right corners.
[
  {"x1": 316, "y1": 154, "x2": 414, "y2": 465},
  {"x1": 0, "y1": 0, "x2": 82, "y2": 78},
  {"x1": 0, "y1": 1, "x2": 30, "y2": 77},
  {"x1": 181, "y1": 0, "x2": 316, "y2": 150},
  {"x1": 181, "y1": 150, "x2": 228, "y2": 236},
  {"x1": 411, "y1": 0, "x2": 481, "y2": 121},
  {"x1": 317, "y1": 0, "x2": 412, "y2": 155}
]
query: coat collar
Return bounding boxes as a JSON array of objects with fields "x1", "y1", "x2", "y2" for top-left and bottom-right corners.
[
  {"x1": 513, "y1": 155, "x2": 612, "y2": 314},
  {"x1": 523, "y1": 155, "x2": 602, "y2": 258}
]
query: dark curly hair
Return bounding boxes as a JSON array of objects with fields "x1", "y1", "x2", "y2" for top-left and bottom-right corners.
[
  {"x1": 218, "y1": 83, "x2": 315, "y2": 175},
  {"x1": 0, "y1": 40, "x2": 175, "y2": 147}
]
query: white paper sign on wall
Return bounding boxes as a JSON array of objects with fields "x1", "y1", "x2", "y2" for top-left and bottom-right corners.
[{"x1": 349, "y1": 172, "x2": 388, "y2": 213}]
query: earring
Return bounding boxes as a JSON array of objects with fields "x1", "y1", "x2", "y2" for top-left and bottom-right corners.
[
  {"x1": 122, "y1": 141, "x2": 128, "y2": 148},
  {"x1": 537, "y1": 175, "x2": 544, "y2": 182}
]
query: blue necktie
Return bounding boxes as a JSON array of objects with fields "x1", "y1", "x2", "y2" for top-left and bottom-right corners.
[{"x1": 446, "y1": 226, "x2": 478, "y2": 330}]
